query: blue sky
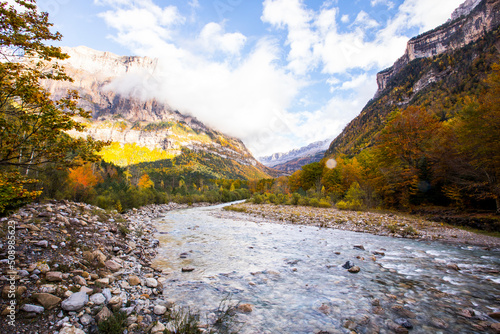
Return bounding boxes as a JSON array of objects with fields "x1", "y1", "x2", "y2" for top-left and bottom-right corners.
[{"x1": 35, "y1": 0, "x2": 465, "y2": 157}]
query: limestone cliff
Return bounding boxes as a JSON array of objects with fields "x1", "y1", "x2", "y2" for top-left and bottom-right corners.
[
  {"x1": 375, "y1": 0, "x2": 500, "y2": 97},
  {"x1": 41, "y1": 46, "x2": 274, "y2": 178}
]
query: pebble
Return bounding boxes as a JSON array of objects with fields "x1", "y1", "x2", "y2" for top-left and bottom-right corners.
[
  {"x1": 154, "y1": 305, "x2": 167, "y2": 315},
  {"x1": 21, "y1": 304, "x2": 45, "y2": 314},
  {"x1": 61, "y1": 291, "x2": 89, "y2": 311},
  {"x1": 348, "y1": 266, "x2": 361, "y2": 273},
  {"x1": 90, "y1": 293, "x2": 106, "y2": 305}
]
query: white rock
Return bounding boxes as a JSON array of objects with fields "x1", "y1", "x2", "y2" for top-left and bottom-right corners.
[
  {"x1": 59, "y1": 325, "x2": 86, "y2": 334},
  {"x1": 90, "y1": 293, "x2": 106, "y2": 305},
  {"x1": 21, "y1": 304, "x2": 44, "y2": 314},
  {"x1": 61, "y1": 291, "x2": 89, "y2": 311},
  {"x1": 145, "y1": 277, "x2": 158, "y2": 288},
  {"x1": 153, "y1": 305, "x2": 167, "y2": 315},
  {"x1": 151, "y1": 322, "x2": 166, "y2": 333}
]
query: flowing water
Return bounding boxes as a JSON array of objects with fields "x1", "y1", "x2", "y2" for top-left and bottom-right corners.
[{"x1": 152, "y1": 203, "x2": 500, "y2": 333}]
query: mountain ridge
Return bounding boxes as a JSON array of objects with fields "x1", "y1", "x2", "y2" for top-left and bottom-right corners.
[{"x1": 41, "y1": 46, "x2": 275, "y2": 179}]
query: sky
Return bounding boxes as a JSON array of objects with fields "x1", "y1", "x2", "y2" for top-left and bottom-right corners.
[{"x1": 33, "y1": 0, "x2": 465, "y2": 157}]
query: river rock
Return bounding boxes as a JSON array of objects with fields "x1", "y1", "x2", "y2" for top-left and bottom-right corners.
[
  {"x1": 59, "y1": 326, "x2": 85, "y2": 334},
  {"x1": 128, "y1": 275, "x2": 141, "y2": 286},
  {"x1": 238, "y1": 303, "x2": 253, "y2": 313},
  {"x1": 395, "y1": 318, "x2": 413, "y2": 329},
  {"x1": 108, "y1": 296, "x2": 123, "y2": 311},
  {"x1": 46, "y1": 271, "x2": 63, "y2": 282},
  {"x1": 40, "y1": 284, "x2": 56, "y2": 294},
  {"x1": 145, "y1": 278, "x2": 158, "y2": 288},
  {"x1": 342, "y1": 261, "x2": 355, "y2": 269},
  {"x1": 35, "y1": 240, "x2": 48, "y2": 248},
  {"x1": 90, "y1": 293, "x2": 106, "y2": 305},
  {"x1": 96, "y1": 306, "x2": 112, "y2": 323},
  {"x1": 73, "y1": 275, "x2": 87, "y2": 286},
  {"x1": 80, "y1": 313, "x2": 93, "y2": 326},
  {"x1": 151, "y1": 321, "x2": 166, "y2": 333},
  {"x1": 491, "y1": 323, "x2": 500, "y2": 333},
  {"x1": 387, "y1": 320, "x2": 409, "y2": 334},
  {"x1": 21, "y1": 304, "x2": 44, "y2": 314},
  {"x1": 391, "y1": 305, "x2": 416, "y2": 319},
  {"x1": 33, "y1": 293, "x2": 61, "y2": 309},
  {"x1": 348, "y1": 266, "x2": 361, "y2": 273},
  {"x1": 105, "y1": 260, "x2": 122, "y2": 272},
  {"x1": 61, "y1": 291, "x2": 89, "y2": 311},
  {"x1": 153, "y1": 305, "x2": 167, "y2": 315},
  {"x1": 447, "y1": 263, "x2": 460, "y2": 271},
  {"x1": 181, "y1": 267, "x2": 195, "y2": 272},
  {"x1": 489, "y1": 312, "x2": 500, "y2": 320},
  {"x1": 2, "y1": 285, "x2": 27, "y2": 299}
]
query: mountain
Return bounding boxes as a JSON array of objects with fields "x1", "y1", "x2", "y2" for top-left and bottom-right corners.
[
  {"x1": 326, "y1": 0, "x2": 500, "y2": 157},
  {"x1": 259, "y1": 139, "x2": 331, "y2": 173},
  {"x1": 42, "y1": 46, "x2": 275, "y2": 179}
]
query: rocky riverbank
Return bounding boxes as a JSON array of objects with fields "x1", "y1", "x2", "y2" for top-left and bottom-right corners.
[
  {"x1": 218, "y1": 203, "x2": 500, "y2": 249},
  {"x1": 0, "y1": 200, "x2": 208, "y2": 334}
]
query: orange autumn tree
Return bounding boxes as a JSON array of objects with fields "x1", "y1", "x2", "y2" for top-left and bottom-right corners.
[
  {"x1": 138, "y1": 173, "x2": 154, "y2": 189},
  {"x1": 68, "y1": 163, "x2": 102, "y2": 200},
  {"x1": 372, "y1": 106, "x2": 441, "y2": 208}
]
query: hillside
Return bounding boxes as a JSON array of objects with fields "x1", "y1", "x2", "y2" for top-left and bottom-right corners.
[
  {"x1": 42, "y1": 46, "x2": 274, "y2": 179},
  {"x1": 326, "y1": 0, "x2": 500, "y2": 157}
]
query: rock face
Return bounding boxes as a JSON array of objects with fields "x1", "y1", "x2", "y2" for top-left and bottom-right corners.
[
  {"x1": 40, "y1": 46, "x2": 272, "y2": 178},
  {"x1": 375, "y1": 0, "x2": 500, "y2": 97}
]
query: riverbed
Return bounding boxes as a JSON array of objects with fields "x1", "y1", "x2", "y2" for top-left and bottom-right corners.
[{"x1": 152, "y1": 203, "x2": 500, "y2": 333}]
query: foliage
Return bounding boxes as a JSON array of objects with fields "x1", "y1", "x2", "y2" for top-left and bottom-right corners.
[
  {"x1": 0, "y1": 0, "x2": 106, "y2": 213},
  {"x1": 336, "y1": 182, "x2": 365, "y2": 211},
  {"x1": 97, "y1": 310, "x2": 128, "y2": 334}
]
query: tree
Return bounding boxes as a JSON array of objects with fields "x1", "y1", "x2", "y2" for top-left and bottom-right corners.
[
  {"x1": 0, "y1": 0, "x2": 106, "y2": 213},
  {"x1": 372, "y1": 106, "x2": 440, "y2": 207},
  {"x1": 441, "y1": 64, "x2": 500, "y2": 212}
]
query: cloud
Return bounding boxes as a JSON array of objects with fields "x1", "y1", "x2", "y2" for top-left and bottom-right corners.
[
  {"x1": 94, "y1": 0, "x2": 465, "y2": 156},
  {"x1": 370, "y1": 0, "x2": 395, "y2": 9},
  {"x1": 198, "y1": 22, "x2": 247, "y2": 55}
]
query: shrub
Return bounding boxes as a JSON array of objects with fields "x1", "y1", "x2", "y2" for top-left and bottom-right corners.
[
  {"x1": 336, "y1": 182, "x2": 365, "y2": 211},
  {"x1": 98, "y1": 310, "x2": 127, "y2": 334},
  {"x1": 318, "y1": 199, "x2": 332, "y2": 208}
]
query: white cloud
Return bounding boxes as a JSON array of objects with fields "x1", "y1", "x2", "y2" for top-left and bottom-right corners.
[
  {"x1": 199, "y1": 22, "x2": 247, "y2": 55},
  {"x1": 370, "y1": 0, "x2": 395, "y2": 9},
  {"x1": 94, "y1": 0, "x2": 467, "y2": 156}
]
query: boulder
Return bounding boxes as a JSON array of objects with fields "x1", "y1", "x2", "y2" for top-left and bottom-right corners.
[
  {"x1": 61, "y1": 291, "x2": 89, "y2": 311},
  {"x1": 33, "y1": 293, "x2": 61, "y2": 310}
]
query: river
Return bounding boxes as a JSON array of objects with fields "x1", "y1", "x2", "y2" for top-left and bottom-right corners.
[{"x1": 152, "y1": 203, "x2": 500, "y2": 334}]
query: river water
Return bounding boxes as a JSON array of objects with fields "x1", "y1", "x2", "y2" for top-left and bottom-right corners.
[{"x1": 152, "y1": 203, "x2": 500, "y2": 334}]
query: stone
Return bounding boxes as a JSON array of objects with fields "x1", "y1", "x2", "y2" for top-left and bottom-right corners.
[
  {"x1": 96, "y1": 306, "x2": 112, "y2": 323},
  {"x1": 95, "y1": 278, "x2": 110, "y2": 286},
  {"x1": 92, "y1": 250, "x2": 107, "y2": 266},
  {"x1": 342, "y1": 261, "x2": 355, "y2": 269},
  {"x1": 21, "y1": 304, "x2": 44, "y2": 314},
  {"x1": 387, "y1": 320, "x2": 409, "y2": 334},
  {"x1": 447, "y1": 263, "x2": 460, "y2": 271},
  {"x1": 73, "y1": 275, "x2": 87, "y2": 286},
  {"x1": 108, "y1": 296, "x2": 123, "y2": 311},
  {"x1": 395, "y1": 318, "x2": 413, "y2": 329},
  {"x1": 128, "y1": 275, "x2": 141, "y2": 286},
  {"x1": 61, "y1": 291, "x2": 89, "y2": 311},
  {"x1": 40, "y1": 284, "x2": 56, "y2": 294},
  {"x1": 145, "y1": 278, "x2": 158, "y2": 288},
  {"x1": 2, "y1": 285, "x2": 27, "y2": 299},
  {"x1": 59, "y1": 326, "x2": 86, "y2": 334},
  {"x1": 348, "y1": 266, "x2": 361, "y2": 273},
  {"x1": 391, "y1": 305, "x2": 416, "y2": 319},
  {"x1": 33, "y1": 293, "x2": 61, "y2": 310},
  {"x1": 181, "y1": 267, "x2": 195, "y2": 272},
  {"x1": 458, "y1": 308, "x2": 475, "y2": 318},
  {"x1": 238, "y1": 303, "x2": 253, "y2": 313},
  {"x1": 80, "y1": 313, "x2": 93, "y2": 326},
  {"x1": 46, "y1": 271, "x2": 63, "y2": 282},
  {"x1": 90, "y1": 293, "x2": 106, "y2": 305},
  {"x1": 151, "y1": 322, "x2": 166, "y2": 333},
  {"x1": 18, "y1": 270, "x2": 29, "y2": 277},
  {"x1": 102, "y1": 288, "x2": 112, "y2": 302},
  {"x1": 105, "y1": 260, "x2": 122, "y2": 272},
  {"x1": 353, "y1": 245, "x2": 365, "y2": 250},
  {"x1": 36, "y1": 263, "x2": 50, "y2": 273},
  {"x1": 488, "y1": 312, "x2": 500, "y2": 320},
  {"x1": 491, "y1": 323, "x2": 500, "y2": 333},
  {"x1": 80, "y1": 286, "x2": 93, "y2": 294},
  {"x1": 154, "y1": 305, "x2": 167, "y2": 315},
  {"x1": 36, "y1": 240, "x2": 49, "y2": 248}
]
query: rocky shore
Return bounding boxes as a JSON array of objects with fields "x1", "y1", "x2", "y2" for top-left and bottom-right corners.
[
  {"x1": 218, "y1": 203, "x2": 500, "y2": 249},
  {"x1": 0, "y1": 200, "x2": 206, "y2": 334}
]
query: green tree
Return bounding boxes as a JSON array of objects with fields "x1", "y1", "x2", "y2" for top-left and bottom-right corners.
[{"x1": 0, "y1": 0, "x2": 106, "y2": 213}]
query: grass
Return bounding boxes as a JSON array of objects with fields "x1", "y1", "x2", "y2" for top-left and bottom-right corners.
[
  {"x1": 98, "y1": 310, "x2": 128, "y2": 334},
  {"x1": 223, "y1": 205, "x2": 247, "y2": 213}
]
